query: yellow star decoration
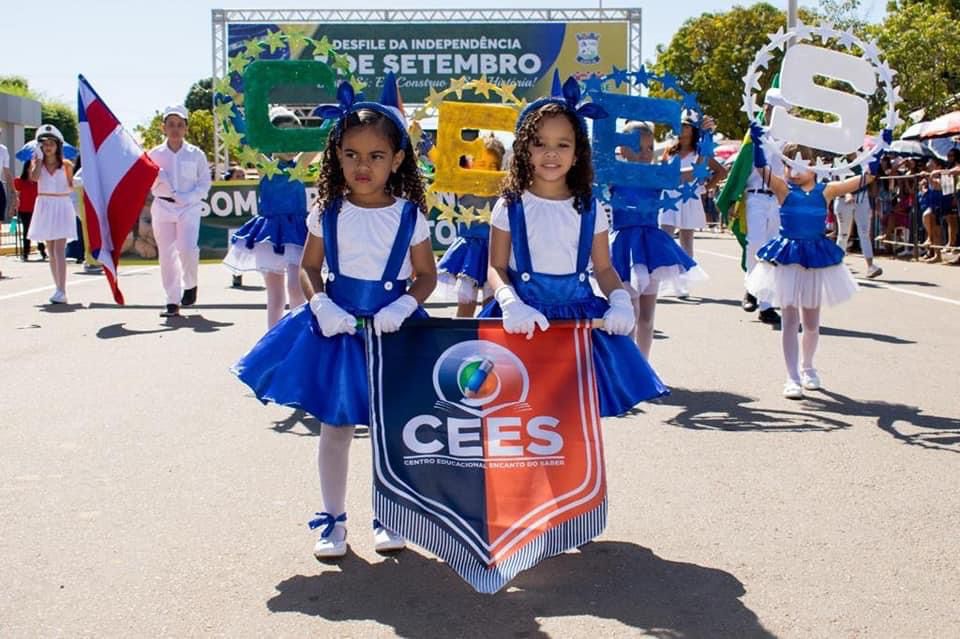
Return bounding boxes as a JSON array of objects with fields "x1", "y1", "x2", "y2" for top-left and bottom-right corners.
[
  {"x1": 286, "y1": 31, "x2": 312, "y2": 51},
  {"x1": 449, "y1": 77, "x2": 468, "y2": 99},
  {"x1": 228, "y1": 54, "x2": 251, "y2": 75},
  {"x1": 213, "y1": 76, "x2": 234, "y2": 97},
  {"x1": 436, "y1": 200, "x2": 460, "y2": 225},
  {"x1": 332, "y1": 55, "x2": 351, "y2": 74},
  {"x1": 473, "y1": 75, "x2": 496, "y2": 98},
  {"x1": 499, "y1": 83, "x2": 519, "y2": 103},
  {"x1": 235, "y1": 146, "x2": 261, "y2": 167},
  {"x1": 349, "y1": 76, "x2": 367, "y2": 93},
  {"x1": 243, "y1": 39, "x2": 264, "y2": 58},
  {"x1": 258, "y1": 157, "x2": 282, "y2": 179},
  {"x1": 212, "y1": 101, "x2": 235, "y2": 122},
  {"x1": 286, "y1": 159, "x2": 317, "y2": 183},
  {"x1": 313, "y1": 35, "x2": 333, "y2": 58},
  {"x1": 425, "y1": 87, "x2": 446, "y2": 110},
  {"x1": 221, "y1": 127, "x2": 244, "y2": 151},
  {"x1": 461, "y1": 202, "x2": 492, "y2": 227},
  {"x1": 263, "y1": 30, "x2": 287, "y2": 54}
]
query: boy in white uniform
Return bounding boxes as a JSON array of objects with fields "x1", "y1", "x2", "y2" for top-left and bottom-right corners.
[{"x1": 149, "y1": 105, "x2": 212, "y2": 317}]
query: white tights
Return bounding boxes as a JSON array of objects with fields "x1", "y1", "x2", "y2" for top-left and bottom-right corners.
[
  {"x1": 317, "y1": 425, "x2": 355, "y2": 520},
  {"x1": 780, "y1": 306, "x2": 821, "y2": 383},
  {"x1": 263, "y1": 264, "x2": 305, "y2": 329}
]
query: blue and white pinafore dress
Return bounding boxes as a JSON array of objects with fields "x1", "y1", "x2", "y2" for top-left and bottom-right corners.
[
  {"x1": 223, "y1": 160, "x2": 308, "y2": 273},
  {"x1": 478, "y1": 198, "x2": 668, "y2": 416},
  {"x1": 746, "y1": 182, "x2": 857, "y2": 309},
  {"x1": 232, "y1": 199, "x2": 429, "y2": 426},
  {"x1": 609, "y1": 185, "x2": 707, "y2": 294}
]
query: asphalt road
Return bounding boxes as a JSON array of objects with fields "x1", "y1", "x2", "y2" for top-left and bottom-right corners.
[{"x1": 1, "y1": 233, "x2": 958, "y2": 638}]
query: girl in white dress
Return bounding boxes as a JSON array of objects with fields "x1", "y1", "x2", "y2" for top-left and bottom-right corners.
[{"x1": 28, "y1": 125, "x2": 77, "y2": 304}]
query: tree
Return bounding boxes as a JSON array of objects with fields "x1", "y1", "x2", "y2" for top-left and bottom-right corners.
[
  {"x1": 887, "y1": 0, "x2": 960, "y2": 18},
  {"x1": 185, "y1": 78, "x2": 213, "y2": 113},
  {"x1": 134, "y1": 109, "x2": 215, "y2": 159},
  {"x1": 0, "y1": 76, "x2": 79, "y2": 145},
  {"x1": 869, "y1": 3, "x2": 960, "y2": 123},
  {"x1": 650, "y1": 3, "x2": 819, "y2": 137}
]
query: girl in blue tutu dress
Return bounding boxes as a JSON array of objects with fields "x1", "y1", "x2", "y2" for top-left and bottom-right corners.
[
  {"x1": 479, "y1": 77, "x2": 668, "y2": 416},
  {"x1": 232, "y1": 78, "x2": 437, "y2": 558},
  {"x1": 223, "y1": 107, "x2": 312, "y2": 328},
  {"x1": 745, "y1": 125, "x2": 885, "y2": 399},
  {"x1": 436, "y1": 133, "x2": 505, "y2": 317},
  {"x1": 608, "y1": 121, "x2": 707, "y2": 358}
]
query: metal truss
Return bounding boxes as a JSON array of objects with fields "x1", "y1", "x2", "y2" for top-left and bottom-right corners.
[{"x1": 211, "y1": 7, "x2": 642, "y2": 169}]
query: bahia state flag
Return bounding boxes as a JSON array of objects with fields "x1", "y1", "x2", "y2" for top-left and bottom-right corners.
[
  {"x1": 366, "y1": 318, "x2": 607, "y2": 594},
  {"x1": 78, "y1": 74, "x2": 159, "y2": 304}
]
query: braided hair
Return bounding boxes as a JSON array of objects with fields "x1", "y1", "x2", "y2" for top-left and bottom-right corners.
[
  {"x1": 502, "y1": 103, "x2": 594, "y2": 213},
  {"x1": 317, "y1": 109, "x2": 426, "y2": 214}
]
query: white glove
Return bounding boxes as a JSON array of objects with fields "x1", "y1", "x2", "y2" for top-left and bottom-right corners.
[
  {"x1": 495, "y1": 285, "x2": 549, "y2": 339},
  {"x1": 602, "y1": 288, "x2": 636, "y2": 336},
  {"x1": 373, "y1": 294, "x2": 418, "y2": 336},
  {"x1": 309, "y1": 293, "x2": 357, "y2": 337}
]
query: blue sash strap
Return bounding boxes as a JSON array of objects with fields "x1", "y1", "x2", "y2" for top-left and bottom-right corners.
[{"x1": 507, "y1": 199, "x2": 535, "y2": 276}]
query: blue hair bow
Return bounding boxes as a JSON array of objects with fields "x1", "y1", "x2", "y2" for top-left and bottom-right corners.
[
  {"x1": 312, "y1": 81, "x2": 364, "y2": 122},
  {"x1": 517, "y1": 72, "x2": 608, "y2": 133}
]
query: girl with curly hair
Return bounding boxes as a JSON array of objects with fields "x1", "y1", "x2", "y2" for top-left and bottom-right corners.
[
  {"x1": 480, "y1": 76, "x2": 667, "y2": 417},
  {"x1": 233, "y1": 75, "x2": 436, "y2": 560}
]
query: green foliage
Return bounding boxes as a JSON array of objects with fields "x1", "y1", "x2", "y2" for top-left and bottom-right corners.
[
  {"x1": 134, "y1": 109, "x2": 215, "y2": 160},
  {"x1": 886, "y1": 0, "x2": 960, "y2": 18},
  {"x1": 650, "y1": 2, "x2": 819, "y2": 137},
  {"x1": 185, "y1": 78, "x2": 213, "y2": 113},
  {"x1": 869, "y1": 3, "x2": 960, "y2": 123},
  {"x1": 0, "y1": 76, "x2": 35, "y2": 98},
  {"x1": 38, "y1": 101, "x2": 79, "y2": 146}
]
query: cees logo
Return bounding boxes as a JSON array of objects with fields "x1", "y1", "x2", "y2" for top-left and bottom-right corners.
[{"x1": 401, "y1": 340, "x2": 564, "y2": 459}]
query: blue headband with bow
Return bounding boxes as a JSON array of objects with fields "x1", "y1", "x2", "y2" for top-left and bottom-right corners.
[
  {"x1": 312, "y1": 73, "x2": 410, "y2": 149},
  {"x1": 516, "y1": 71, "x2": 608, "y2": 134}
]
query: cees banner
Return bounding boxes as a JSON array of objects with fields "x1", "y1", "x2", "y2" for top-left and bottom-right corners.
[{"x1": 227, "y1": 22, "x2": 628, "y2": 103}]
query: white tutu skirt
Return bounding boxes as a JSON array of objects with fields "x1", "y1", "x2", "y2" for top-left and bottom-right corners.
[
  {"x1": 28, "y1": 196, "x2": 77, "y2": 241},
  {"x1": 223, "y1": 241, "x2": 303, "y2": 274},
  {"x1": 746, "y1": 262, "x2": 857, "y2": 309},
  {"x1": 658, "y1": 195, "x2": 706, "y2": 230}
]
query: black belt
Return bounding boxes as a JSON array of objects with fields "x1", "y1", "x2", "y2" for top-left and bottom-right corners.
[
  {"x1": 746, "y1": 189, "x2": 774, "y2": 196},
  {"x1": 157, "y1": 196, "x2": 176, "y2": 203}
]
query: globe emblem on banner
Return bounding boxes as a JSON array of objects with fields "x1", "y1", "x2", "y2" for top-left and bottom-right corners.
[{"x1": 433, "y1": 341, "x2": 530, "y2": 415}]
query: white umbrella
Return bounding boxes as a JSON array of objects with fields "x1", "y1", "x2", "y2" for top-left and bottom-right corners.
[{"x1": 901, "y1": 121, "x2": 930, "y2": 140}]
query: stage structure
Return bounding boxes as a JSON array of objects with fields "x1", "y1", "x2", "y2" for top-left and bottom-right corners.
[{"x1": 210, "y1": 7, "x2": 642, "y2": 170}]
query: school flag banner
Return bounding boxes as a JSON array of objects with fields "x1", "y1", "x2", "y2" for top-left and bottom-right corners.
[{"x1": 366, "y1": 319, "x2": 606, "y2": 593}]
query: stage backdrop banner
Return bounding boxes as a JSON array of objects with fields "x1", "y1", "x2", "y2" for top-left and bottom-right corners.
[
  {"x1": 227, "y1": 22, "x2": 628, "y2": 104},
  {"x1": 366, "y1": 318, "x2": 607, "y2": 593}
]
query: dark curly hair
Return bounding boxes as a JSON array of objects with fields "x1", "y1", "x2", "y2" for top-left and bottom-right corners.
[
  {"x1": 502, "y1": 103, "x2": 595, "y2": 213},
  {"x1": 316, "y1": 109, "x2": 426, "y2": 215}
]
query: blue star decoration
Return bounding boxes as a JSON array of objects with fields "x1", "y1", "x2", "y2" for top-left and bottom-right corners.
[
  {"x1": 692, "y1": 161, "x2": 712, "y2": 182},
  {"x1": 610, "y1": 65, "x2": 632, "y2": 88},
  {"x1": 679, "y1": 181, "x2": 701, "y2": 203},
  {"x1": 583, "y1": 74, "x2": 605, "y2": 94},
  {"x1": 660, "y1": 192, "x2": 682, "y2": 212},
  {"x1": 698, "y1": 131, "x2": 717, "y2": 159},
  {"x1": 682, "y1": 91, "x2": 700, "y2": 112}
]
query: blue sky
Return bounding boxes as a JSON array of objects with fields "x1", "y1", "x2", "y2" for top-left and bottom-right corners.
[{"x1": 1, "y1": 0, "x2": 886, "y2": 127}]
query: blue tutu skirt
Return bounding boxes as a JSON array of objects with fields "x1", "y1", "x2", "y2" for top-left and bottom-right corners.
[
  {"x1": 232, "y1": 304, "x2": 428, "y2": 426},
  {"x1": 610, "y1": 225, "x2": 708, "y2": 293},
  {"x1": 755, "y1": 235, "x2": 844, "y2": 268},
  {"x1": 479, "y1": 299, "x2": 668, "y2": 416},
  {"x1": 223, "y1": 214, "x2": 308, "y2": 274},
  {"x1": 437, "y1": 235, "x2": 489, "y2": 286}
]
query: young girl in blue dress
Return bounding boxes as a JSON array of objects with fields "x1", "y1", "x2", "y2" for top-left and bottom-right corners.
[
  {"x1": 479, "y1": 78, "x2": 668, "y2": 416},
  {"x1": 609, "y1": 121, "x2": 707, "y2": 358},
  {"x1": 746, "y1": 126, "x2": 884, "y2": 399},
  {"x1": 233, "y1": 77, "x2": 437, "y2": 558},
  {"x1": 436, "y1": 133, "x2": 505, "y2": 317},
  {"x1": 223, "y1": 107, "x2": 313, "y2": 328}
]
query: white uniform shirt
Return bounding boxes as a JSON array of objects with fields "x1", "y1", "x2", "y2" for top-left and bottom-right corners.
[
  {"x1": 490, "y1": 191, "x2": 608, "y2": 274},
  {"x1": 148, "y1": 141, "x2": 211, "y2": 221},
  {"x1": 306, "y1": 198, "x2": 429, "y2": 280}
]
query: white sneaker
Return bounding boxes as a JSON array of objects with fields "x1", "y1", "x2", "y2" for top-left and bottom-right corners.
[
  {"x1": 866, "y1": 265, "x2": 883, "y2": 279},
  {"x1": 801, "y1": 370, "x2": 821, "y2": 391},
  {"x1": 373, "y1": 520, "x2": 406, "y2": 553},
  {"x1": 783, "y1": 380, "x2": 804, "y2": 400},
  {"x1": 49, "y1": 289, "x2": 67, "y2": 304},
  {"x1": 310, "y1": 512, "x2": 348, "y2": 559}
]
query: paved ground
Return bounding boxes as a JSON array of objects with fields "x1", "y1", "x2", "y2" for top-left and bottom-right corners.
[{"x1": 1, "y1": 234, "x2": 958, "y2": 638}]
